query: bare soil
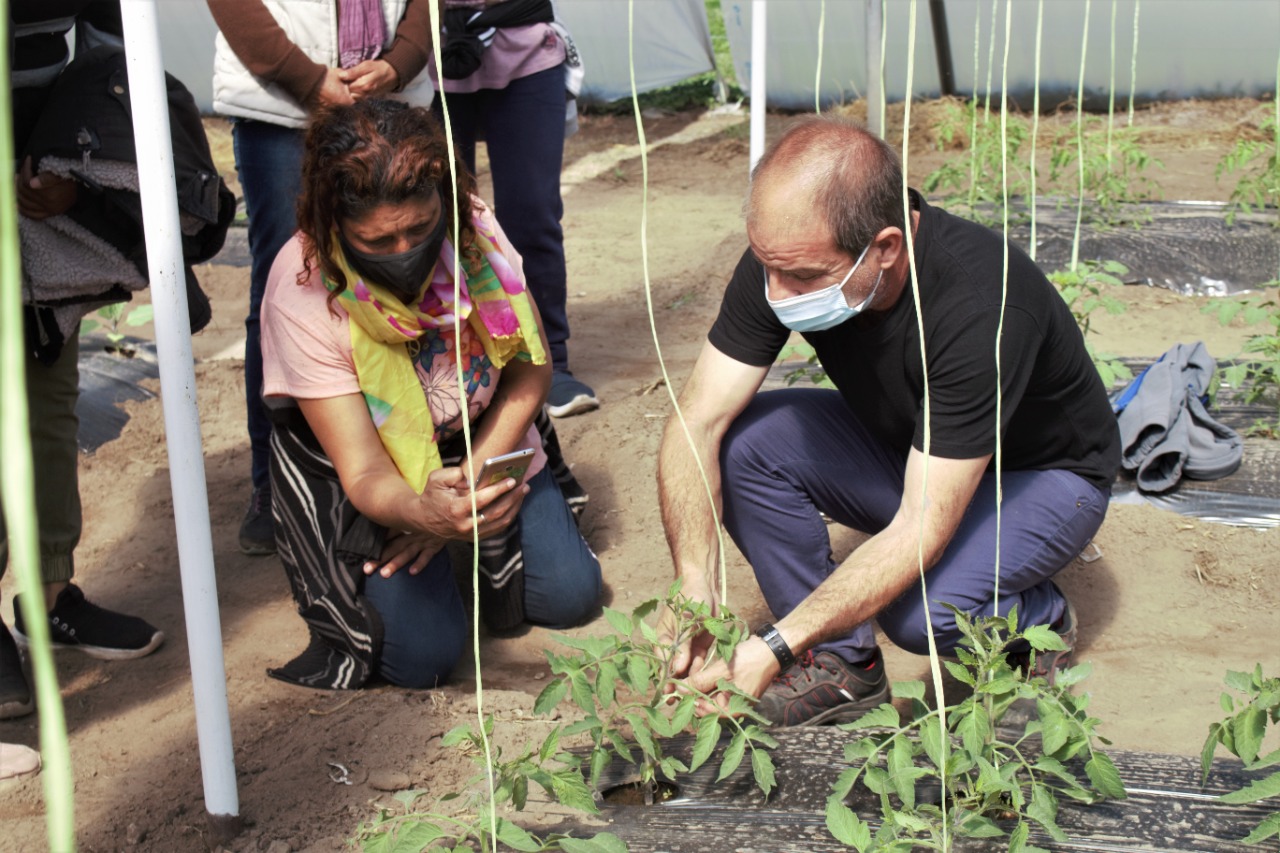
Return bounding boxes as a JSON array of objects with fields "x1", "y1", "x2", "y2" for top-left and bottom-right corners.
[{"x1": 2, "y1": 98, "x2": 1279, "y2": 852}]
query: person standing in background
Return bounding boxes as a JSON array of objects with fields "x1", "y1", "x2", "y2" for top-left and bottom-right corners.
[
  {"x1": 431, "y1": 0, "x2": 598, "y2": 418},
  {"x1": 207, "y1": 0, "x2": 435, "y2": 555}
]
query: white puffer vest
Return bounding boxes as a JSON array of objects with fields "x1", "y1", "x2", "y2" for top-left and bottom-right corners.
[{"x1": 212, "y1": 0, "x2": 434, "y2": 129}]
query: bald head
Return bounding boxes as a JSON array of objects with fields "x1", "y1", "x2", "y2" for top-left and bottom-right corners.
[{"x1": 746, "y1": 116, "x2": 905, "y2": 256}]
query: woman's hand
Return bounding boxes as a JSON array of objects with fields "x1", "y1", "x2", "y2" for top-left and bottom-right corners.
[
  {"x1": 410, "y1": 465, "x2": 530, "y2": 541},
  {"x1": 308, "y1": 67, "x2": 355, "y2": 109},
  {"x1": 341, "y1": 59, "x2": 399, "y2": 99},
  {"x1": 364, "y1": 530, "x2": 445, "y2": 578}
]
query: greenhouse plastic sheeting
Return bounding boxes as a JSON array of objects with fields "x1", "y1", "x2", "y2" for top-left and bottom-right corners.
[
  {"x1": 720, "y1": 0, "x2": 1280, "y2": 109},
  {"x1": 1012, "y1": 201, "x2": 1280, "y2": 296},
  {"x1": 75, "y1": 339, "x2": 158, "y2": 454}
]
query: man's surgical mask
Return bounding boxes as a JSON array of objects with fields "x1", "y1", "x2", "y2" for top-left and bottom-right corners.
[
  {"x1": 338, "y1": 212, "x2": 447, "y2": 299},
  {"x1": 765, "y1": 241, "x2": 883, "y2": 333}
]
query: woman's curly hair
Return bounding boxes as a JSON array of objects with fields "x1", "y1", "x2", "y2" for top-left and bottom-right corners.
[{"x1": 295, "y1": 99, "x2": 481, "y2": 305}]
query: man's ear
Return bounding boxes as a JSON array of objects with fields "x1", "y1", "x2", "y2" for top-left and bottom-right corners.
[{"x1": 873, "y1": 226, "x2": 905, "y2": 269}]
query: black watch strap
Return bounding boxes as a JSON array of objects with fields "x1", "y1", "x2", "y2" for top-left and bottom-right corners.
[{"x1": 755, "y1": 623, "x2": 796, "y2": 671}]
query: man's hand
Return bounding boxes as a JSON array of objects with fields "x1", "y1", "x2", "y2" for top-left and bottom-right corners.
[
  {"x1": 658, "y1": 584, "x2": 718, "y2": 681},
  {"x1": 682, "y1": 635, "x2": 780, "y2": 717},
  {"x1": 17, "y1": 157, "x2": 77, "y2": 220},
  {"x1": 340, "y1": 59, "x2": 399, "y2": 99},
  {"x1": 308, "y1": 67, "x2": 356, "y2": 109}
]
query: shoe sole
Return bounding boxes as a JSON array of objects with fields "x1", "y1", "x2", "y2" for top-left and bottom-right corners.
[
  {"x1": 545, "y1": 395, "x2": 600, "y2": 418},
  {"x1": 13, "y1": 628, "x2": 165, "y2": 662},
  {"x1": 239, "y1": 540, "x2": 278, "y2": 557},
  {"x1": 0, "y1": 697, "x2": 35, "y2": 720}
]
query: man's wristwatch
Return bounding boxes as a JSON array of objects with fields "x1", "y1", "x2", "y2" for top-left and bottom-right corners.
[{"x1": 755, "y1": 623, "x2": 796, "y2": 671}]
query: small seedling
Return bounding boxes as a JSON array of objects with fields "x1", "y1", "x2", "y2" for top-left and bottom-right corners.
[
  {"x1": 1200, "y1": 665, "x2": 1280, "y2": 847},
  {"x1": 1047, "y1": 260, "x2": 1133, "y2": 388},
  {"x1": 1216, "y1": 109, "x2": 1280, "y2": 227},
  {"x1": 535, "y1": 583, "x2": 778, "y2": 805},
  {"x1": 352, "y1": 715, "x2": 627, "y2": 852},
  {"x1": 825, "y1": 605, "x2": 1126, "y2": 851},
  {"x1": 1203, "y1": 282, "x2": 1280, "y2": 420},
  {"x1": 79, "y1": 302, "x2": 153, "y2": 355}
]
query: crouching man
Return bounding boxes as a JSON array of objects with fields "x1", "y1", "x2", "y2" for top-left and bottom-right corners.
[{"x1": 657, "y1": 116, "x2": 1120, "y2": 726}]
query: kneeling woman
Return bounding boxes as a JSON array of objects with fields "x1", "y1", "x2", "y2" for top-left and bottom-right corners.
[{"x1": 260, "y1": 100, "x2": 602, "y2": 690}]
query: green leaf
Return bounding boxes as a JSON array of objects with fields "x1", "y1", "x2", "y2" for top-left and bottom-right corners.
[
  {"x1": 125, "y1": 304, "x2": 154, "y2": 326},
  {"x1": 825, "y1": 799, "x2": 872, "y2": 850},
  {"x1": 1085, "y1": 753, "x2": 1128, "y2": 799},
  {"x1": 1201, "y1": 723, "x2": 1223, "y2": 782},
  {"x1": 1037, "y1": 702, "x2": 1070, "y2": 756},
  {"x1": 751, "y1": 748, "x2": 777, "y2": 799},
  {"x1": 603, "y1": 607, "x2": 633, "y2": 637},
  {"x1": 1225, "y1": 669, "x2": 1255, "y2": 692},
  {"x1": 569, "y1": 670, "x2": 596, "y2": 714},
  {"x1": 596, "y1": 661, "x2": 619, "y2": 712},
  {"x1": 1022, "y1": 624, "x2": 1068, "y2": 652},
  {"x1": 534, "y1": 678, "x2": 568, "y2": 716},
  {"x1": 669, "y1": 694, "x2": 697, "y2": 734},
  {"x1": 893, "y1": 680, "x2": 926, "y2": 701},
  {"x1": 638, "y1": 619, "x2": 659, "y2": 645},
  {"x1": 624, "y1": 713, "x2": 658, "y2": 760},
  {"x1": 944, "y1": 659, "x2": 976, "y2": 686},
  {"x1": 1240, "y1": 812, "x2": 1280, "y2": 845},
  {"x1": 1233, "y1": 706, "x2": 1266, "y2": 765},
  {"x1": 441, "y1": 724, "x2": 474, "y2": 749},
  {"x1": 388, "y1": 822, "x2": 447, "y2": 853},
  {"x1": 644, "y1": 706, "x2": 677, "y2": 740},
  {"x1": 716, "y1": 730, "x2": 746, "y2": 782},
  {"x1": 1026, "y1": 784, "x2": 1067, "y2": 842},
  {"x1": 957, "y1": 704, "x2": 992, "y2": 757},
  {"x1": 1220, "y1": 770, "x2": 1280, "y2": 804},
  {"x1": 550, "y1": 770, "x2": 600, "y2": 815},
  {"x1": 494, "y1": 818, "x2": 543, "y2": 852},
  {"x1": 589, "y1": 746, "x2": 610, "y2": 789},
  {"x1": 953, "y1": 811, "x2": 1005, "y2": 838},
  {"x1": 625, "y1": 655, "x2": 650, "y2": 694},
  {"x1": 888, "y1": 736, "x2": 917, "y2": 807},
  {"x1": 689, "y1": 714, "x2": 721, "y2": 772},
  {"x1": 846, "y1": 703, "x2": 900, "y2": 730}
]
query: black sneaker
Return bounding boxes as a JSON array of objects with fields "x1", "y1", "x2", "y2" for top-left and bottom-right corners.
[
  {"x1": 13, "y1": 584, "x2": 163, "y2": 661},
  {"x1": 0, "y1": 621, "x2": 33, "y2": 720},
  {"x1": 239, "y1": 486, "x2": 276, "y2": 556},
  {"x1": 546, "y1": 371, "x2": 599, "y2": 418},
  {"x1": 756, "y1": 648, "x2": 891, "y2": 727}
]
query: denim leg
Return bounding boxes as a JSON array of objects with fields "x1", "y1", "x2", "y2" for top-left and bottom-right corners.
[
  {"x1": 364, "y1": 550, "x2": 469, "y2": 689},
  {"x1": 877, "y1": 468, "x2": 1109, "y2": 655},
  {"x1": 720, "y1": 389, "x2": 905, "y2": 662},
  {"x1": 517, "y1": 466, "x2": 601, "y2": 627},
  {"x1": 232, "y1": 120, "x2": 305, "y2": 491},
  {"x1": 469, "y1": 68, "x2": 570, "y2": 372}
]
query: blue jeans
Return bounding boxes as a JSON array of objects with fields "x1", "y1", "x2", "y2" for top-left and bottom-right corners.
[
  {"x1": 363, "y1": 466, "x2": 602, "y2": 688},
  {"x1": 434, "y1": 66, "x2": 572, "y2": 372},
  {"x1": 232, "y1": 120, "x2": 306, "y2": 491},
  {"x1": 719, "y1": 389, "x2": 1110, "y2": 662}
]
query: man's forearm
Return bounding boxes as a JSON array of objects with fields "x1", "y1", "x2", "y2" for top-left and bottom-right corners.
[{"x1": 657, "y1": 419, "x2": 724, "y2": 597}]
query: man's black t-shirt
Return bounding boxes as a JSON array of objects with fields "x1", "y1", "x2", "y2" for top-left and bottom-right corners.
[{"x1": 708, "y1": 192, "x2": 1121, "y2": 490}]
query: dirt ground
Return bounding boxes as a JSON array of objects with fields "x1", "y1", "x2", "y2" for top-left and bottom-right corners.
[{"x1": 3, "y1": 98, "x2": 1279, "y2": 852}]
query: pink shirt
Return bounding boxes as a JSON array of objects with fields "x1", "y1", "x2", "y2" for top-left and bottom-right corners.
[
  {"x1": 429, "y1": 14, "x2": 565, "y2": 93},
  {"x1": 260, "y1": 203, "x2": 547, "y2": 478}
]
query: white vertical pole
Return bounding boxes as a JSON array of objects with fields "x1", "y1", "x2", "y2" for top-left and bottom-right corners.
[
  {"x1": 750, "y1": 0, "x2": 767, "y2": 171},
  {"x1": 118, "y1": 0, "x2": 241, "y2": 836},
  {"x1": 867, "y1": 0, "x2": 885, "y2": 137}
]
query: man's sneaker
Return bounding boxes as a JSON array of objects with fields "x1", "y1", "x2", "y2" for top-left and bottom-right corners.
[
  {"x1": 1009, "y1": 585, "x2": 1078, "y2": 686},
  {"x1": 239, "y1": 486, "x2": 276, "y2": 556},
  {"x1": 756, "y1": 648, "x2": 891, "y2": 727},
  {"x1": 546, "y1": 371, "x2": 599, "y2": 418},
  {"x1": 13, "y1": 584, "x2": 163, "y2": 661},
  {"x1": 0, "y1": 621, "x2": 33, "y2": 720}
]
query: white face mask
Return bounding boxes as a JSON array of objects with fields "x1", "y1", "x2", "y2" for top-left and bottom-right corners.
[{"x1": 765, "y1": 241, "x2": 883, "y2": 332}]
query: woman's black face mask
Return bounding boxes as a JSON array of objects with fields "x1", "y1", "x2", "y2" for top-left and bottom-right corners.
[{"x1": 338, "y1": 205, "x2": 449, "y2": 299}]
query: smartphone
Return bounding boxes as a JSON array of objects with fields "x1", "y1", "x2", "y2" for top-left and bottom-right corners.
[{"x1": 472, "y1": 448, "x2": 535, "y2": 489}]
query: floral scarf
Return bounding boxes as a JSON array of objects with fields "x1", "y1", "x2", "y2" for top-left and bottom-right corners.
[{"x1": 324, "y1": 211, "x2": 546, "y2": 493}]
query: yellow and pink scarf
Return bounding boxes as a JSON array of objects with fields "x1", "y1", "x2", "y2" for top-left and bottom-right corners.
[{"x1": 324, "y1": 212, "x2": 545, "y2": 493}]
